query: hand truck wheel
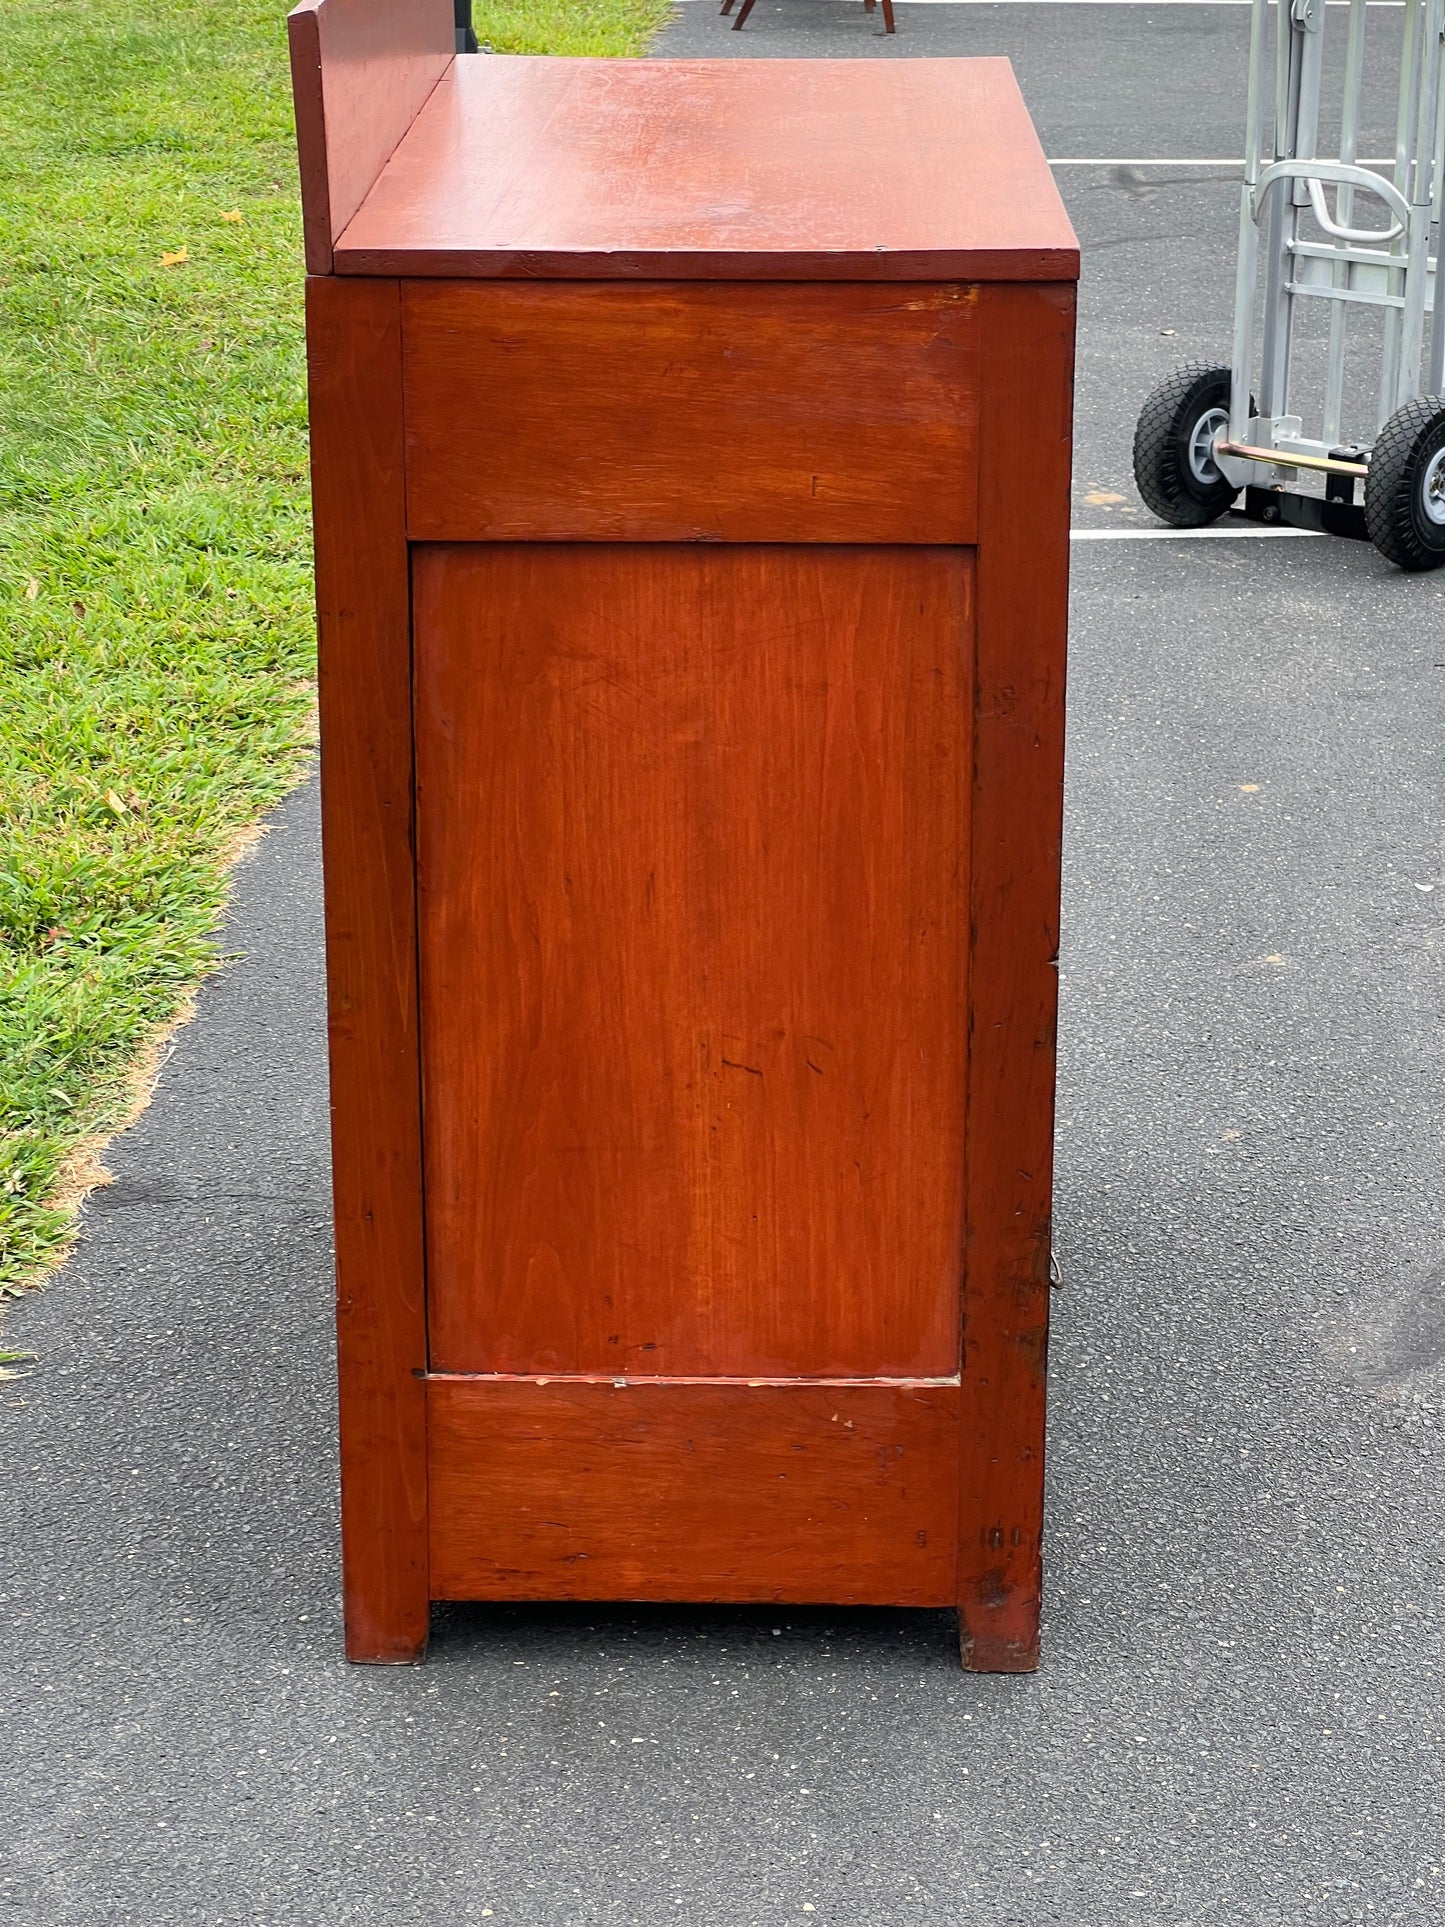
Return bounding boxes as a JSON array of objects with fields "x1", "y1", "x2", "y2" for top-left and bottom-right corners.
[
  {"x1": 1363, "y1": 397, "x2": 1445, "y2": 572},
  {"x1": 1133, "y1": 363, "x2": 1250, "y2": 528}
]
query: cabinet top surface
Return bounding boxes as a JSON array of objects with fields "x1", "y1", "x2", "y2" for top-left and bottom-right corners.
[{"x1": 333, "y1": 56, "x2": 1079, "y2": 282}]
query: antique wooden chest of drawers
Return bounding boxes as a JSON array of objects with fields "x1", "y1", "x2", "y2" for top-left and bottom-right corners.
[{"x1": 289, "y1": 0, "x2": 1077, "y2": 1670}]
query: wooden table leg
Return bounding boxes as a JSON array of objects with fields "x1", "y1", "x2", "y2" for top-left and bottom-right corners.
[
  {"x1": 881, "y1": 0, "x2": 896, "y2": 28},
  {"x1": 730, "y1": 0, "x2": 757, "y2": 25}
]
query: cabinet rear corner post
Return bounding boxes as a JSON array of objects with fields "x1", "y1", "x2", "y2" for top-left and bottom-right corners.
[
  {"x1": 306, "y1": 273, "x2": 430, "y2": 1663},
  {"x1": 958, "y1": 279, "x2": 1076, "y2": 1673}
]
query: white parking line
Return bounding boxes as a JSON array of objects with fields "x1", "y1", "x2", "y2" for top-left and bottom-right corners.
[
  {"x1": 1050, "y1": 156, "x2": 1392, "y2": 166},
  {"x1": 890, "y1": 1, "x2": 1402, "y2": 5},
  {"x1": 904, "y1": 1, "x2": 1404, "y2": 6},
  {"x1": 679, "y1": 1, "x2": 1405, "y2": 8},
  {"x1": 1071, "y1": 524, "x2": 1316, "y2": 538},
  {"x1": 1053, "y1": 157, "x2": 1239, "y2": 166},
  {"x1": 1051, "y1": 157, "x2": 1394, "y2": 166}
]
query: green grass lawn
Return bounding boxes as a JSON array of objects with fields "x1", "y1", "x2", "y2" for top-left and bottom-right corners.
[
  {"x1": 476, "y1": 0, "x2": 675, "y2": 53},
  {"x1": 0, "y1": 0, "x2": 672, "y2": 1298}
]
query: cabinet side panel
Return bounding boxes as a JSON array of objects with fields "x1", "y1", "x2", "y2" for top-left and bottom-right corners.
[
  {"x1": 307, "y1": 274, "x2": 429, "y2": 1661},
  {"x1": 958, "y1": 281, "x2": 1075, "y2": 1673},
  {"x1": 415, "y1": 543, "x2": 972, "y2": 1381}
]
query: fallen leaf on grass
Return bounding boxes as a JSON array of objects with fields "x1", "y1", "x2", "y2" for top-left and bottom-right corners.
[
  {"x1": 220, "y1": 208, "x2": 244, "y2": 224},
  {"x1": 104, "y1": 789, "x2": 129, "y2": 817},
  {"x1": 159, "y1": 247, "x2": 189, "y2": 267},
  {"x1": 24, "y1": 578, "x2": 38, "y2": 599}
]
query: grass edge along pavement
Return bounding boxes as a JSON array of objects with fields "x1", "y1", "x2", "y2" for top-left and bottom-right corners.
[{"x1": 0, "y1": 0, "x2": 674, "y2": 1308}]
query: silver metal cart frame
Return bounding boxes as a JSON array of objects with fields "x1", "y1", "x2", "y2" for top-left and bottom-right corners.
[{"x1": 1134, "y1": 0, "x2": 1445, "y2": 567}]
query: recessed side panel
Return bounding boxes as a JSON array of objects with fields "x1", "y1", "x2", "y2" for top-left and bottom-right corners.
[
  {"x1": 414, "y1": 543, "x2": 973, "y2": 1380},
  {"x1": 427, "y1": 1377, "x2": 960, "y2": 1604}
]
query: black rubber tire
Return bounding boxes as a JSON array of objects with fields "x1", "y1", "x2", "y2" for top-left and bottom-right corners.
[
  {"x1": 1364, "y1": 396, "x2": 1445, "y2": 571},
  {"x1": 1132, "y1": 363, "x2": 1242, "y2": 528}
]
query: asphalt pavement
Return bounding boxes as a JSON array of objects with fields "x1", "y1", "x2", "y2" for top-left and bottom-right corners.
[{"x1": 4, "y1": 6, "x2": 1444, "y2": 1924}]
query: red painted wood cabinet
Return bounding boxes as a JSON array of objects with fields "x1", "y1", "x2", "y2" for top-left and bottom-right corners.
[{"x1": 289, "y1": 0, "x2": 1078, "y2": 1670}]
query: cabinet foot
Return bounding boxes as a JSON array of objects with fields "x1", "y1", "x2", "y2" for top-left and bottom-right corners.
[
  {"x1": 957, "y1": 1585, "x2": 1040, "y2": 1673},
  {"x1": 344, "y1": 1614, "x2": 430, "y2": 1666},
  {"x1": 958, "y1": 1622, "x2": 1039, "y2": 1673}
]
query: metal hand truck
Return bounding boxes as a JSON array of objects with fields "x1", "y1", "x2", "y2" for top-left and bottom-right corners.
[{"x1": 1134, "y1": 0, "x2": 1445, "y2": 569}]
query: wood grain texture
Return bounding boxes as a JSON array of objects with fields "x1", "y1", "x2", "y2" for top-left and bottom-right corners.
[
  {"x1": 427, "y1": 1377, "x2": 960, "y2": 1603},
  {"x1": 956, "y1": 281, "x2": 1075, "y2": 1674},
  {"x1": 336, "y1": 57, "x2": 1080, "y2": 281},
  {"x1": 287, "y1": 0, "x2": 452, "y2": 275},
  {"x1": 296, "y1": 33, "x2": 1076, "y2": 1657},
  {"x1": 413, "y1": 542, "x2": 973, "y2": 1381},
  {"x1": 306, "y1": 275, "x2": 430, "y2": 1663},
  {"x1": 402, "y1": 280, "x2": 978, "y2": 544}
]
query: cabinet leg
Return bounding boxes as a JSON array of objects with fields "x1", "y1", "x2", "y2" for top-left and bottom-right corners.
[
  {"x1": 308, "y1": 274, "x2": 434, "y2": 1672},
  {"x1": 957, "y1": 1571, "x2": 1041, "y2": 1674},
  {"x1": 344, "y1": 1588, "x2": 431, "y2": 1665}
]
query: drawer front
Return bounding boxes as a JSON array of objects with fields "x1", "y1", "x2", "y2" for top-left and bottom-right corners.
[{"x1": 402, "y1": 280, "x2": 979, "y2": 543}]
